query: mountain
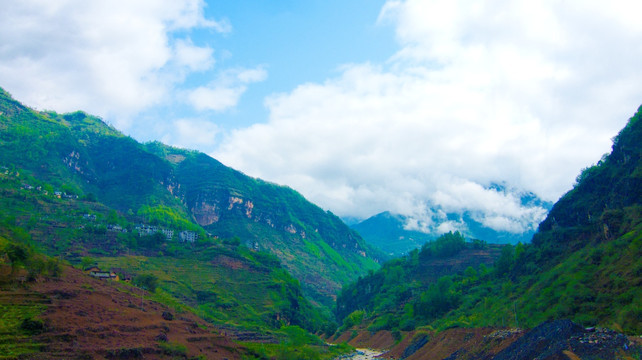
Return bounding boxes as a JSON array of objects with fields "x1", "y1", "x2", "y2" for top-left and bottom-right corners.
[
  {"x1": 0, "y1": 87, "x2": 381, "y2": 306},
  {"x1": 351, "y1": 212, "x2": 433, "y2": 256},
  {"x1": 0, "y1": 86, "x2": 372, "y2": 358},
  {"x1": 331, "y1": 104, "x2": 642, "y2": 357},
  {"x1": 353, "y1": 189, "x2": 552, "y2": 256},
  {"x1": 0, "y1": 220, "x2": 353, "y2": 359},
  {"x1": 335, "y1": 231, "x2": 504, "y2": 322}
]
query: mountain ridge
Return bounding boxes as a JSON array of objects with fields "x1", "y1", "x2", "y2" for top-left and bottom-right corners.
[
  {"x1": 353, "y1": 186, "x2": 553, "y2": 256},
  {"x1": 0, "y1": 87, "x2": 381, "y2": 306}
]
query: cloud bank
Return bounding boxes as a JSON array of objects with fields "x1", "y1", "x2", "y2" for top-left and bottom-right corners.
[{"x1": 215, "y1": 0, "x2": 642, "y2": 235}]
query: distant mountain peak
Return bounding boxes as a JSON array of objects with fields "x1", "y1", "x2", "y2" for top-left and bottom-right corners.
[{"x1": 352, "y1": 185, "x2": 553, "y2": 256}]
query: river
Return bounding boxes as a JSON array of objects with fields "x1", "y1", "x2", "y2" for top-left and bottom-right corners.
[{"x1": 336, "y1": 348, "x2": 385, "y2": 360}]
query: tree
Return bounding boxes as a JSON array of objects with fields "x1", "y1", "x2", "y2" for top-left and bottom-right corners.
[
  {"x1": 81, "y1": 193, "x2": 97, "y2": 202},
  {"x1": 80, "y1": 256, "x2": 95, "y2": 270},
  {"x1": 464, "y1": 266, "x2": 478, "y2": 279},
  {"x1": 495, "y1": 245, "x2": 515, "y2": 277},
  {"x1": 4, "y1": 243, "x2": 30, "y2": 274},
  {"x1": 134, "y1": 273, "x2": 158, "y2": 293},
  {"x1": 415, "y1": 276, "x2": 460, "y2": 320},
  {"x1": 106, "y1": 210, "x2": 119, "y2": 224},
  {"x1": 420, "y1": 231, "x2": 467, "y2": 259}
]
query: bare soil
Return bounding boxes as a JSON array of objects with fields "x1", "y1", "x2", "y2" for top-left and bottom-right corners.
[
  {"x1": 1, "y1": 266, "x2": 247, "y2": 359},
  {"x1": 332, "y1": 321, "x2": 641, "y2": 360}
]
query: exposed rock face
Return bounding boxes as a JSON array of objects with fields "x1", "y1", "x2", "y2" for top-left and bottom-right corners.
[
  {"x1": 402, "y1": 334, "x2": 429, "y2": 358},
  {"x1": 245, "y1": 200, "x2": 253, "y2": 217},
  {"x1": 285, "y1": 224, "x2": 297, "y2": 234},
  {"x1": 192, "y1": 201, "x2": 220, "y2": 226},
  {"x1": 335, "y1": 321, "x2": 639, "y2": 360},
  {"x1": 494, "y1": 320, "x2": 635, "y2": 360},
  {"x1": 62, "y1": 150, "x2": 86, "y2": 174},
  {"x1": 228, "y1": 196, "x2": 243, "y2": 210}
]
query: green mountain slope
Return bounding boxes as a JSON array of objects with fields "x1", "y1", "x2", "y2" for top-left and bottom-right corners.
[
  {"x1": 0, "y1": 207, "x2": 353, "y2": 359},
  {"x1": 335, "y1": 105, "x2": 642, "y2": 337},
  {"x1": 0, "y1": 163, "x2": 326, "y2": 331},
  {"x1": 351, "y1": 212, "x2": 433, "y2": 256},
  {"x1": 0, "y1": 87, "x2": 381, "y2": 305},
  {"x1": 335, "y1": 232, "x2": 503, "y2": 329}
]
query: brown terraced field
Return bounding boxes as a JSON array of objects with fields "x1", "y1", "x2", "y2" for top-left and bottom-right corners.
[{"x1": 0, "y1": 266, "x2": 247, "y2": 359}]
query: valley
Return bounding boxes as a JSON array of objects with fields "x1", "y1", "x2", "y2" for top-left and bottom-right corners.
[{"x1": 1, "y1": 86, "x2": 641, "y2": 359}]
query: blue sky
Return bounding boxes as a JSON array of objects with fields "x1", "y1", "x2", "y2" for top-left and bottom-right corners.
[
  {"x1": 208, "y1": 0, "x2": 395, "y2": 125},
  {"x1": 133, "y1": 0, "x2": 397, "y2": 134},
  {"x1": 2, "y1": 0, "x2": 642, "y2": 236}
]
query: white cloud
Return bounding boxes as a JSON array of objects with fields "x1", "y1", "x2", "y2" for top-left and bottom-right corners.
[
  {"x1": 187, "y1": 67, "x2": 267, "y2": 112},
  {"x1": 237, "y1": 68, "x2": 269, "y2": 83},
  {"x1": 174, "y1": 39, "x2": 215, "y2": 72},
  {"x1": 0, "y1": 0, "x2": 226, "y2": 127},
  {"x1": 215, "y1": 0, "x2": 642, "y2": 234},
  {"x1": 188, "y1": 86, "x2": 245, "y2": 112},
  {"x1": 160, "y1": 118, "x2": 220, "y2": 150}
]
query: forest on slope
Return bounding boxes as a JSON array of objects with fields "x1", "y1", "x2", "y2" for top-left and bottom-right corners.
[
  {"x1": 0, "y1": 86, "x2": 384, "y2": 358},
  {"x1": 0, "y1": 86, "x2": 383, "y2": 308}
]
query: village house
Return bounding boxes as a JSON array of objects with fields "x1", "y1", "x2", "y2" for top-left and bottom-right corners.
[
  {"x1": 84, "y1": 266, "x2": 100, "y2": 273},
  {"x1": 161, "y1": 228, "x2": 174, "y2": 240},
  {"x1": 135, "y1": 225, "x2": 174, "y2": 240},
  {"x1": 84, "y1": 266, "x2": 118, "y2": 280},
  {"x1": 111, "y1": 268, "x2": 132, "y2": 282},
  {"x1": 179, "y1": 230, "x2": 198, "y2": 243},
  {"x1": 83, "y1": 213, "x2": 97, "y2": 221},
  {"x1": 106, "y1": 224, "x2": 126, "y2": 233},
  {"x1": 136, "y1": 224, "x2": 158, "y2": 236}
]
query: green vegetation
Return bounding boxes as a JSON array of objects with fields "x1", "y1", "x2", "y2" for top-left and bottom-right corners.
[
  {"x1": 173, "y1": 150, "x2": 383, "y2": 304},
  {"x1": 158, "y1": 341, "x2": 188, "y2": 356},
  {"x1": 3, "y1": 83, "x2": 640, "y2": 358},
  {"x1": 0, "y1": 86, "x2": 384, "y2": 357},
  {"x1": 137, "y1": 204, "x2": 203, "y2": 234},
  {"x1": 351, "y1": 212, "x2": 434, "y2": 256},
  {"x1": 336, "y1": 231, "x2": 496, "y2": 321},
  {"x1": 133, "y1": 273, "x2": 158, "y2": 293},
  {"x1": 0, "y1": 303, "x2": 47, "y2": 358},
  {"x1": 0, "y1": 226, "x2": 57, "y2": 358},
  {"x1": 242, "y1": 326, "x2": 353, "y2": 360},
  {"x1": 0, "y1": 86, "x2": 382, "y2": 308},
  {"x1": 419, "y1": 230, "x2": 467, "y2": 258},
  {"x1": 95, "y1": 248, "x2": 329, "y2": 333}
]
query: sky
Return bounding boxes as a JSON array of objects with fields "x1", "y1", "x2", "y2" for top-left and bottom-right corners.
[{"x1": 2, "y1": 0, "x2": 642, "y2": 237}]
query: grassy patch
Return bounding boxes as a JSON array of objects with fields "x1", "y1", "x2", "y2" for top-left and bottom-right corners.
[{"x1": 0, "y1": 299, "x2": 47, "y2": 358}]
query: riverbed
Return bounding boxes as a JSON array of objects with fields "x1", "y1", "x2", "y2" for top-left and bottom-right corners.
[{"x1": 337, "y1": 348, "x2": 385, "y2": 360}]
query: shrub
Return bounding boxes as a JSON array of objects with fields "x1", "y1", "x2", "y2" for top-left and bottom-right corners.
[
  {"x1": 342, "y1": 310, "x2": 365, "y2": 330},
  {"x1": 20, "y1": 318, "x2": 45, "y2": 335},
  {"x1": 158, "y1": 341, "x2": 187, "y2": 356},
  {"x1": 399, "y1": 317, "x2": 416, "y2": 331},
  {"x1": 134, "y1": 273, "x2": 158, "y2": 293}
]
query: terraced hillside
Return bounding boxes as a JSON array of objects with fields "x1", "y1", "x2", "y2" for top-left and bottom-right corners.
[{"x1": 0, "y1": 86, "x2": 381, "y2": 306}]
